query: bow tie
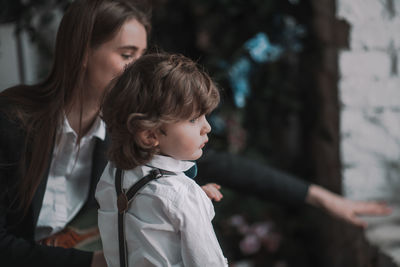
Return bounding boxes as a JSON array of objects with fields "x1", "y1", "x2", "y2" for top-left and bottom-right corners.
[{"x1": 184, "y1": 163, "x2": 197, "y2": 179}]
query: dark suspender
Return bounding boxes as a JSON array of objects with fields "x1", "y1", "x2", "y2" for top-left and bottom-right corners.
[{"x1": 115, "y1": 168, "x2": 175, "y2": 267}]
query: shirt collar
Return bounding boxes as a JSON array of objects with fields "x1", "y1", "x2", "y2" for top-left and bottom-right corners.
[
  {"x1": 62, "y1": 114, "x2": 106, "y2": 141},
  {"x1": 145, "y1": 155, "x2": 195, "y2": 173},
  {"x1": 86, "y1": 116, "x2": 106, "y2": 141}
]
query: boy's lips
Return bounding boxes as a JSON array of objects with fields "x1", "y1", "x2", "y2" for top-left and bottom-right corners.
[{"x1": 200, "y1": 139, "x2": 208, "y2": 148}]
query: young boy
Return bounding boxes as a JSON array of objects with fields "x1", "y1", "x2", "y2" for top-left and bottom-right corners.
[{"x1": 96, "y1": 53, "x2": 228, "y2": 267}]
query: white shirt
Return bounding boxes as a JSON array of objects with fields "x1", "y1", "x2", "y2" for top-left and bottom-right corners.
[
  {"x1": 35, "y1": 115, "x2": 106, "y2": 241},
  {"x1": 96, "y1": 155, "x2": 228, "y2": 267}
]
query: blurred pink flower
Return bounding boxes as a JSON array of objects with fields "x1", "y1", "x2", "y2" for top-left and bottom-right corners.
[
  {"x1": 239, "y1": 234, "x2": 261, "y2": 255},
  {"x1": 229, "y1": 215, "x2": 246, "y2": 227},
  {"x1": 229, "y1": 215, "x2": 250, "y2": 234},
  {"x1": 251, "y1": 222, "x2": 271, "y2": 238}
]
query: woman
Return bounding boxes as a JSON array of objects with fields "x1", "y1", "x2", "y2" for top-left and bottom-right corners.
[
  {"x1": 0, "y1": 0, "x2": 391, "y2": 266},
  {"x1": 0, "y1": 0, "x2": 148, "y2": 266}
]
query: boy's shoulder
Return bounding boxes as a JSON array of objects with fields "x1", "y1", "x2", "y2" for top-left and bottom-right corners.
[
  {"x1": 149, "y1": 173, "x2": 214, "y2": 219},
  {"x1": 150, "y1": 172, "x2": 200, "y2": 199},
  {"x1": 144, "y1": 172, "x2": 209, "y2": 207}
]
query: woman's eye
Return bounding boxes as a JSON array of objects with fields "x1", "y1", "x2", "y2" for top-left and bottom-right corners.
[{"x1": 121, "y1": 54, "x2": 133, "y2": 60}]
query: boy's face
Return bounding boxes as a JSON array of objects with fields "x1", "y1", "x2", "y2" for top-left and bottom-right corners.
[{"x1": 156, "y1": 115, "x2": 211, "y2": 161}]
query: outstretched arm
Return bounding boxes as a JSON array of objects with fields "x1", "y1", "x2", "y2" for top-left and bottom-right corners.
[
  {"x1": 197, "y1": 149, "x2": 309, "y2": 206},
  {"x1": 197, "y1": 149, "x2": 391, "y2": 227}
]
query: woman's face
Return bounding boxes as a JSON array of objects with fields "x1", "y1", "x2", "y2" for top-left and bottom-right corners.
[{"x1": 85, "y1": 18, "x2": 147, "y2": 97}]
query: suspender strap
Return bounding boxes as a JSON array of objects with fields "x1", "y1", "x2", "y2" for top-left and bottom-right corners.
[
  {"x1": 115, "y1": 167, "x2": 175, "y2": 267},
  {"x1": 115, "y1": 169, "x2": 127, "y2": 267},
  {"x1": 125, "y1": 169, "x2": 175, "y2": 200}
]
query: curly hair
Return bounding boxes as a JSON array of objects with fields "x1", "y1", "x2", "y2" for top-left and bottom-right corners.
[{"x1": 101, "y1": 53, "x2": 220, "y2": 170}]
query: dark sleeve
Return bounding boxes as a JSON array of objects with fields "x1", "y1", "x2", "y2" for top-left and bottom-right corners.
[
  {"x1": 0, "y1": 216, "x2": 94, "y2": 267},
  {"x1": 0, "y1": 109, "x2": 94, "y2": 267},
  {"x1": 196, "y1": 149, "x2": 310, "y2": 206}
]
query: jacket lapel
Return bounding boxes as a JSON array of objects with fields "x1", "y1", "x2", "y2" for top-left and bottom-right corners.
[
  {"x1": 31, "y1": 141, "x2": 55, "y2": 228},
  {"x1": 86, "y1": 134, "x2": 110, "y2": 207}
]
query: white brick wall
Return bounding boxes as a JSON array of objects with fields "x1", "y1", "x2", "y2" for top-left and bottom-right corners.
[{"x1": 338, "y1": 0, "x2": 400, "y2": 205}]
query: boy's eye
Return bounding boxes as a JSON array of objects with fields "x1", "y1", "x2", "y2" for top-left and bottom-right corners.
[{"x1": 189, "y1": 117, "x2": 198, "y2": 123}]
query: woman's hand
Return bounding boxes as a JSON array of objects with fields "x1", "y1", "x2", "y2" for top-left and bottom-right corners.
[
  {"x1": 91, "y1": 251, "x2": 107, "y2": 267},
  {"x1": 306, "y1": 185, "x2": 392, "y2": 228},
  {"x1": 201, "y1": 183, "x2": 223, "y2": 202}
]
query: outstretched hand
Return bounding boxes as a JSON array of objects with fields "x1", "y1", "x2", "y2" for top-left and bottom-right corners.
[
  {"x1": 201, "y1": 183, "x2": 223, "y2": 202},
  {"x1": 306, "y1": 185, "x2": 392, "y2": 228}
]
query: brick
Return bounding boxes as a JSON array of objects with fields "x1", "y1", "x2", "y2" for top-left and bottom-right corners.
[
  {"x1": 322, "y1": 47, "x2": 339, "y2": 74},
  {"x1": 339, "y1": 51, "x2": 391, "y2": 79},
  {"x1": 334, "y1": 19, "x2": 351, "y2": 49},
  {"x1": 367, "y1": 78, "x2": 400, "y2": 107},
  {"x1": 342, "y1": 157, "x2": 400, "y2": 202},
  {"x1": 340, "y1": 107, "x2": 400, "y2": 159},
  {"x1": 395, "y1": 0, "x2": 400, "y2": 18},
  {"x1": 339, "y1": 76, "x2": 400, "y2": 108},
  {"x1": 391, "y1": 20, "x2": 400, "y2": 49},
  {"x1": 311, "y1": 0, "x2": 336, "y2": 18},
  {"x1": 350, "y1": 19, "x2": 392, "y2": 50},
  {"x1": 313, "y1": 16, "x2": 335, "y2": 43},
  {"x1": 340, "y1": 133, "x2": 378, "y2": 167},
  {"x1": 342, "y1": 164, "x2": 387, "y2": 200},
  {"x1": 337, "y1": 0, "x2": 386, "y2": 24}
]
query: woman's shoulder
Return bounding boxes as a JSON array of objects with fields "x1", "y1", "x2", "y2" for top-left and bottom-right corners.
[
  {"x1": 0, "y1": 89, "x2": 24, "y2": 124},
  {"x1": 0, "y1": 97, "x2": 26, "y2": 156},
  {"x1": 0, "y1": 101, "x2": 24, "y2": 137}
]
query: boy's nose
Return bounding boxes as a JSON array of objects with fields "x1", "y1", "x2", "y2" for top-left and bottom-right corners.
[{"x1": 201, "y1": 117, "x2": 211, "y2": 135}]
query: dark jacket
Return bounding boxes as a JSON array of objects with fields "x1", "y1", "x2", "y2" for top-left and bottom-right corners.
[{"x1": 0, "y1": 110, "x2": 110, "y2": 267}]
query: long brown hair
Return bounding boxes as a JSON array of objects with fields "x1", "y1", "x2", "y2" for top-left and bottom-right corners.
[
  {"x1": 0, "y1": 0, "x2": 151, "y2": 214},
  {"x1": 102, "y1": 53, "x2": 220, "y2": 170}
]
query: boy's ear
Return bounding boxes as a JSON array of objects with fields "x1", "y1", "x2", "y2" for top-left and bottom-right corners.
[{"x1": 138, "y1": 129, "x2": 159, "y2": 147}]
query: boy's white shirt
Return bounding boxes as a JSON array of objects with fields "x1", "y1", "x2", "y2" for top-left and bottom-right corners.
[{"x1": 95, "y1": 154, "x2": 228, "y2": 267}]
